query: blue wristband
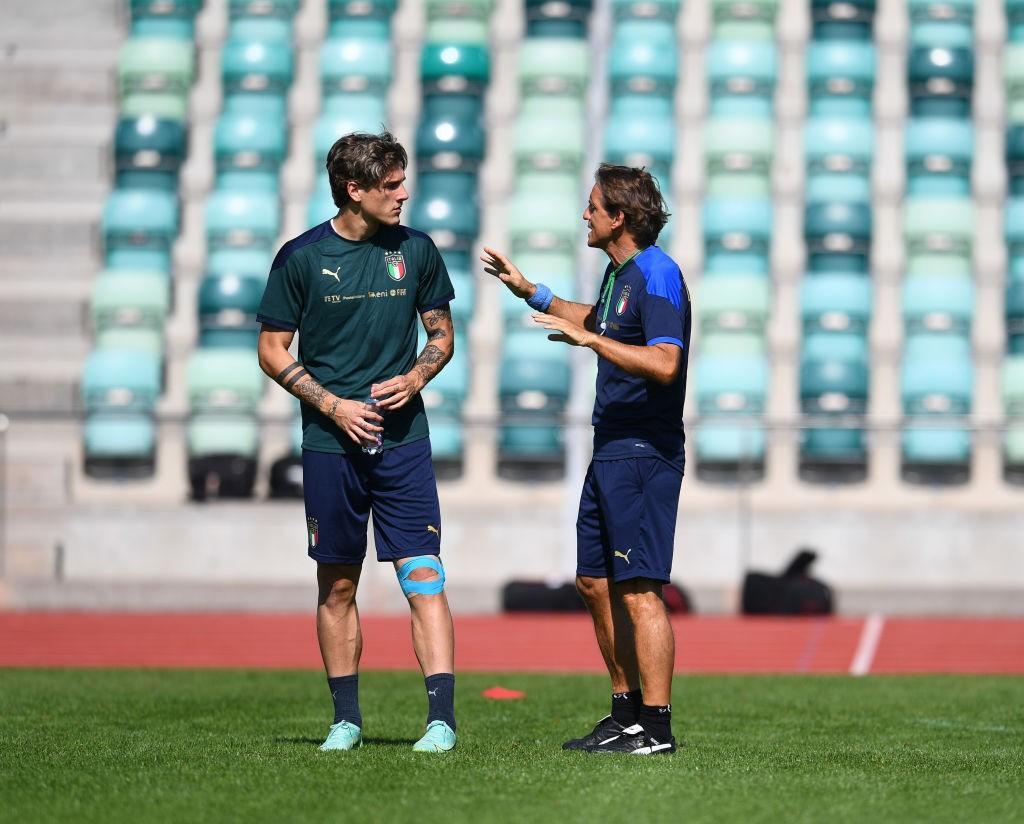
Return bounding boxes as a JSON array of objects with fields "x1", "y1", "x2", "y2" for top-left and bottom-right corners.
[{"x1": 526, "y1": 282, "x2": 554, "y2": 312}]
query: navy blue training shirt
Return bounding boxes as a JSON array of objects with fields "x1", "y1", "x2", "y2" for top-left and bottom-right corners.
[{"x1": 591, "y1": 245, "x2": 691, "y2": 468}]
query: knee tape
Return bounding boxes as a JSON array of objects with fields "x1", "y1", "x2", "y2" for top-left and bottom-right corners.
[{"x1": 397, "y1": 556, "x2": 445, "y2": 596}]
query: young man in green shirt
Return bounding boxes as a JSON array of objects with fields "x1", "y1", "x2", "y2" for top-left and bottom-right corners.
[{"x1": 257, "y1": 131, "x2": 458, "y2": 753}]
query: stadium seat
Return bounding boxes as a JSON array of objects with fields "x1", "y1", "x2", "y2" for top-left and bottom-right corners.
[
  {"x1": 327, "y1": 0, "x2": 397, "y2": 34},
  {"x1": 91, "y1": 270, "x2": 170, "y2": 357},
  {"x1": 508, "y1": 174, "x2": 582, "y2": 254},
  {"x1": 604, "y1": 96, "x2": 675, "y2": 179},
  {"x1": 130, "y1": 0, "x2": 202, "y2": 38},
  {"x1": 498, "y1": 329, "x2": 570, "y2": 475},
  {"x1": 315, "y1": 97, "x2": 389, "y2": 169},
  {"x1": 187, "y1": 414, "x2": 260, "y2": 500},
  {"x1": 901, "y1": 274, "x2": 974, "y2": 335},
  {"x1": 421, "y1": 43, "x2": 490, "y2": 98},
  {"x1": 1006, "y1": 44, "x2": 1024, "y2": 123},
  {"x1": 903, "y1": 196, "x2": 973, "y2": 274},
  {"x1": 227, "y1": 0, "x2": 300, "y2": 43},
  {"x1": 221, "y1": 36, "x2": 294, "y2": 117},
  {"x1": 613, "y1": 0, "x2": 681, "y2": 22},
  {"x1": 198, "y1": 273, "x2": 265, "y2": 348},
  {"x1": 1008, "y1": 0, "x2": 1024, "y2": 41},
  {"x1": 908, "y1": 47, "x2": 974, "y2": 118},
  {"x1": 698, "y1": 275, "x2": 771, "y2": 336},
  {"x1": 102, "y1": 188, "x2": 179, "y2": 273},
  {"x1": 119, "y1": 37, "x2": 195, "y2": 121},
  {"x1": 703, "y1": 197, "x2": 773, "y2": 274},
  {"x1": 84, "y1": 413, "x2": 157, "y2": 478},
  {"x1": 1007, "y1": 271, "x2": 1024, "y2": 354},
  {"x1": 695, "y1": 354, "x2": 768, "y2": 480},
  {"x1": 416, "y1": 95, "x2": 485, "y2": 172},
  {"x1": 608, "y1": 19, "x2": 678, "y2": 98},
  {"x1": 1007, "y1": 198, "x2": 1024, "y2": 281},
  {"x1": 214, "y1": 110, "x2": 287, "y2": 192},
  {"x1": 320, "y1": 28, "x2": 392, "y2": 98},
  {"x1": 408, "y1": 172, "x2": 479, "y2": 253},
  {"x1": 704, "y1": 117, "x2": 774, "y2": 197},
  {"x1": 709, "y1": 0, "x2": 778, "y2": 40},
  {"x1": 804, "y1": 201, "x2": 871, "y2": 273},
  {"x1": 804, "y1": 117, "x2": 873, "y2": 203},
  {"x1": 905, "y1": 118, "x2": 973, "y2": 196},
  {"x1": 114, "y1": 115, "x2": 187, "y2": 190},
  {"x1": 525, "y1": 0, "x2": 592, "y2": 38},
  {"x1": 205, "y1": 189, "x2": 281, "y2": 252},
  {"x1": 82, "y1": 348, "x2": 162, "y2": 413},
  {"x1": 799, "y1": 346, "x2": 869, "y2": 480},
  {"x1": 1002, "y1": 355, "x2": 1024, "y2": 482},
  {"x1": 707, "y1": 41, "x2": 778, "y2": 117},
  {"x1": 514, "y1": 103, "x2": 585, "y2": 174},
  {"x1": 1008, "y1": 126, "x2": 1024, "y2": 196},
  {"x1": 806, "y1": 41, "x2": 876, "y2": 118},
  {"x1": 699, "y1": 332, "x2": 766, "y2": 356},
  {"x1": 908, "y1": 0, "x2": 974, "y2": 48},
  {"x1": 208, "y1": 248, "x2": 273, "y2": 279},
  {"x1": 426, "y1": 4, "x2": 492, "y2": 47},
  {"x1": 519, "y1": 38, "x2": 589, "y2": 100},
  {"x1": 811, "y1": 0, "x2": 875, "y2": 40},
  {"x1": 801, "y1": 272, "x2": 872, "y2": 334}
]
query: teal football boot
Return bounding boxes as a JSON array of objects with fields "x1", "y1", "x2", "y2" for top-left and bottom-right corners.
[
  {"x1": 412, "y1": 720, "x2": 456, "y2": 752},
  {"x1": 319, "y1": 720, "x2": 362, "y2": 751}
]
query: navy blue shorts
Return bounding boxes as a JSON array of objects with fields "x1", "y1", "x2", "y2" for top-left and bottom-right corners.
[
  {"x1": 302, "y1": 438, "x2": 441, "y2": 565},
  {"x1": 576, "y1": 457, "x2": 683, "y2": 584}
]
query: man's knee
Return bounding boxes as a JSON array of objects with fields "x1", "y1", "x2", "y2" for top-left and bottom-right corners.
[
  {"x1": 319, "y1": 573, "x2": 358, "y2": 610},
  {"x1": 397, "y1": 556, "x2": 445, "y2": 598},
  {"x1": 575, "y1": 574, "x2": 609, "y2": 604},
  {"x1": 617, "y1": 579, "x2": 665, "y2": 617}
]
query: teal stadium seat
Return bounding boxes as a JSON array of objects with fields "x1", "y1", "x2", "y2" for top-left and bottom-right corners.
[
  {"x1": 695, "y1": 353, "x2": 768, "y2": 479},
  {"x1": 699, "y1": 331, "x2": 766, "y2": 356},
  {"x1": 208, "y1": 247, "x2": 272, "y2": 278},
  {"x1": 1007, "y1": 198, "x2": 1024, "y2": 281},
  {"x1": 804, "y1": 117, "x2": 873, "y2": 203},
  {"x1": 903, "y1": 196, "x2": 973, "y2": 275},
  {"x1": 703, "y1": 197, "x2": 773, "y2": 274},
  {"x1": 704, "y1": 117, "x2": 774, "y2": 197},
  {"x1": 508, "y1": 174, "x2": 581, "y2": 254},
  {"x1": 102, "y1": 188, "x2": 179, "y2": 273},
  {"x1": 408, "y1": 172, "x2": 479, "y2": 253},
  {"x1": 320, "y1": 26, "x2": 392, "y2": 99},
  {"x1": 119, "y1": 37, "x2": 195, "y2": 121},
  {"x1": 198, "y1": 273, "x2": 265, "y2": 348},
  {"x1": 519, "y1": 38, "x2": 589, "y2": 99},
  {"x1": 804, "y1": 201, "x2": 871, "y2": 272},
  {"x1": 1006, "y1": 270, "x2": 1024, "y2": 354},
  {"x1": 1002, "y1": 355, "x2": 1024, "y2": 482},
  {"x1": 115, "y1": 115, "x2": 186, "y2": 190},
  {"x1": 525, "y1": 0, "x2": 592, "y2": 38},
  {"x1": 908, "y1": 0, "x2": 974, "y2": 48},
  {"x1": 908, "y1": 46, "x2": 973, "y2": 118},
  {"x1": 1008, "y1": 0, "x2": 1024, "y2": 41},
  {"x1": 806, "y1": 41, "x2": 875, "y2": 118},
  {"x1": 421, "y1": 42, "x2": 490, "y2": 98},
  {"x1": 604, "y1": 96, "x2": 675, "y2": 180},
  {"x1": 130, "y1": 0, "x2": 201, "y2": 38},
  {"x1": 1007, "y1": 126, "x2": 1024, "y2": 197},
  {"x1": 905, "y1": 118, "x2": 973, "y2": 196},
  {"x1": 416, "y1": 96, "x2": 485, "y2": 172},
  {"x1": 187, "y1": 348, "x2": 265, "y2": 412},
  {"x1": 614, "y1": 0, "x2": 680, "y2": 22},
  {"x1": 709, "y1": 0, "x2": 778, "y2": 40},
  {"x1": 91, "y1": 270, "x2": 170, "y2": 357},
  {"x1": 214, "y1": 110, "x2": 287, "y2": 192},
  {"x1": 228, "y1": 0, "x2": 300, "y2": 43},
  {"x1": 307, "y1": 178, "x2": 339, "y2": 227},
  {"x1": 515, "y1": 101, "x2": 585, "y2": 174},
  {"x1": 205, "y1": 189, "x2": 281, "y2": 252},
  {"x1": 608, "y1": 19, "x2": 678, "y2": 98},
  {"x1": 811, "y1": 0, "x2": 875, "y2": 40},
  {"x1": 221, "y1": 36, "x2": 293, "y2": 118},
  {"x1": 801, "y1": 272, "x2": 872, "y2": 334},
  {"x1": 902, "y1": 274, "x2": 974, "y2": 335},
  {"x1": 315, "y1": 97, "x2": 389, "y2": 169},
  {"x1": 707, "y1": 41, "x2": 777, "y2": 118},
  {"x1": 327, "y1": 0, "x2": 396, "y2": 35}
]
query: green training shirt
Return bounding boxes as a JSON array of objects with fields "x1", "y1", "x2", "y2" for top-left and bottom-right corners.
[{"x1": 257, "y1": 219, "x2": 455, "y2": 455}]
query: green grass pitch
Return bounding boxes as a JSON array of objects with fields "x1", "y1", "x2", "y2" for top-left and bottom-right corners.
[{"x1": 1, "y1": 670, "x2": 1022, "y2": 823}]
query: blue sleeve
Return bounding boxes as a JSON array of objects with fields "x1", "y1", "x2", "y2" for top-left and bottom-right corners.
[{"x1": 639, "y1": 271, "x2": 687, "y2": 349}]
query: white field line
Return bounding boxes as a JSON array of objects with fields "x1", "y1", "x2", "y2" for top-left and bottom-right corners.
[{"x1": 850, "y1": 614, "x2": 886, "y2": 676}]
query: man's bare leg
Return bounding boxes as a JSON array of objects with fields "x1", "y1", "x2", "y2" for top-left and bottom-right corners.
[
  {"x1": 617, "y1": 578, "x2": 675, "y2": 706},
  {"x1": 394, "y1": 557, "x2": 455, "y2": 675},
  {"x1": 316, "y1": 562, "x2": 363, "y2": 675},
  {"x1": 576, "y1": 574, "x2": 641, "y2": 693}
]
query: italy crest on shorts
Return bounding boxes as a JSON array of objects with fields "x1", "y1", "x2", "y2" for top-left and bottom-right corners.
[
  {"x1": 616, "y1": 284, "x2": 632, "y2": 315},
  {"x1": 306, "y1": 516, "x2": 319, "y2": 548},
  {"x1": 385, "y1": 251, "x2": 407, "y2": 281}
]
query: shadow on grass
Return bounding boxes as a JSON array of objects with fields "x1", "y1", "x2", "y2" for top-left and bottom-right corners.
[{"x1": 274, "y1": 736, "x2": 418, "y2": 748}]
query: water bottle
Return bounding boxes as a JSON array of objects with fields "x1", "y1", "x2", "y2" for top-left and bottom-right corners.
[{"x1": 362, "y1": 396, "x2": 383, "y2": 455}]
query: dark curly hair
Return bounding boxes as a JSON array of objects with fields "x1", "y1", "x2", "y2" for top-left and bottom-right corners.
[
  {"x1": 593, "y1": 163, "x2": 671, "y2": 248},
  {"x1": 326, "y1": 129, "x2": 408, "y2": 209}
]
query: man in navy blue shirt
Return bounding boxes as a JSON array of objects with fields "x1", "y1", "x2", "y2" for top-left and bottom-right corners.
[{"x1": 483, "y1": 164, "x2": 690, "y2": 755}]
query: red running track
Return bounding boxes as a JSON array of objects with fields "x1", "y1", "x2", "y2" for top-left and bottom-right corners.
[{"x1": 1, "y1": 613, "x2": 1022, "y2": 674}]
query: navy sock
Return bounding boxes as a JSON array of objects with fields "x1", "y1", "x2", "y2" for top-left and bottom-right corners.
[
  {"x1": 611, "y1": 688, "x2": 642, "y2": 726},
  {"x1": 328, "y1": 674, "x2": 361, "y2": 727},
  {"x1": 638, "y1": 703, "x2": 672, "y2": 742},
  {"x1": 425, "y1": 673, "x2": 456, "y2": 731}
]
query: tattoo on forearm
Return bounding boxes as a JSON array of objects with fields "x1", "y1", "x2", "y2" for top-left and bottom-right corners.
[
  {"x1": 413, "y1": 342, "x2": 447, "y2": 384},
  {"x1": 283, "y1": 368, "x2": 309, "y2": 390},
  {"x1": 292, "y1": 375, "x2": 328, "y2": 411},
  {"x1": 274, "y1": 362, "x2": 304, "y2": 385}
]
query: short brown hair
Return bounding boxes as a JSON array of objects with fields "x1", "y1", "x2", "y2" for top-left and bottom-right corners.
[
  {"x1": 326, "y1": 130, "x2": 408, "y2": 209},
  {"x1": 593, "y1": 163, "x2": 671, "y2": 248}
]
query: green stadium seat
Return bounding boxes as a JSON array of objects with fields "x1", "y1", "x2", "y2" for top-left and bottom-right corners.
[
  {"x1": 710, "y1": 0, "x2": 777, "y2": 40},
  {"x1": 799, "y1": 340, "x2": 869, "y2": 478},
  {"x1": 699, "y1": 275, "x2": 771, "y2": 336},
  {"x1": 508, "y1": 174, "x2": 582, "y2": 254},
  {"x1": 119, "y1": 37, "x2": 194, "y2": 97},
  {"x1": 187, "y1": 414, "x2": 260, "y2": 499},
  {"x1": 91, "y1": 270, "x2": 170, "y2": 356},
  {"x1": 903, "y1": 196, "x2": 973, "y2": 274},
  {"x1": 695, "y1": 352, "x2": 768, "y2": 479},
  {"x1": 1005, "y1": 45, "x2": 1024, "y2": 123},
  {"x1": 519, "y1": 39, "x2": 589, "y2": 98},
  {"x1": 514, "y1": 103, "x2": 585, "y2": 174},
  {"x1": 307, "y1": 183, "x2": 339, "y2": 228},
  {"x1": 187, "y1": 347, "x2": 265, "y2": 414},
  {"x1": 115, "y1": 115, "x2": 186, "y2": 191},
  {"x1": 426, "y1": 17, "x2": 489, "y2": 46},
  {"x1": 205, "y1": 189, "x2": 281, "y2": 252},
  {"x1": 704, "y1": 117, "x2": 774, "y2": 197},
  {"x1": 1008, "y1": 126, "x2": 1024, "y2": 196},
  {"x1": 198, "y1": 272, "x2": 266, "y2": 348},
  {"x1": 696, "y1": 354, "x2": 768, "y2": 414}
]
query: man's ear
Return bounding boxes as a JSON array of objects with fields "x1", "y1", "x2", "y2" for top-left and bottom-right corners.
[{"x1": 347, "y1": 180, "x2": 362, "y2": 203}]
